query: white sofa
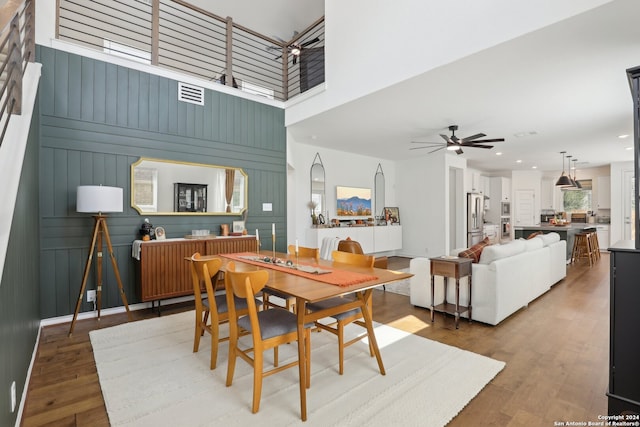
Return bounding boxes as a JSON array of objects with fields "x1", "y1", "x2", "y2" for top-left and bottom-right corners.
[{"x1": 409, "y1": 233, "x2": 567, "y2": 326}]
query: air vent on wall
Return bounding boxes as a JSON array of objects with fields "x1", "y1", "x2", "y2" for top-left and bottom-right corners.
[{"x1": 178, "y1": 82, "x2": 204, "y2": 106}]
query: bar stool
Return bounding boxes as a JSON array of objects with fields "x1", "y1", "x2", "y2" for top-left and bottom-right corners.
[
  {"x1": 589, "y1": 232, "x2": 600, "y2": 261},
  {"x1": 571, "y1": 232, "x2": 595, "y2": 266}
]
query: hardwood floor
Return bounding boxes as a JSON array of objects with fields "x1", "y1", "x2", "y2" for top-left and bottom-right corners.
[{"x1": 21, "y1": 255, "x2": 610, "y2": 426}]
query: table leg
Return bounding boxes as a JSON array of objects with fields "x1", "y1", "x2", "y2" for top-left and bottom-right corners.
[
  {"x1": 430, "y1": 274, "x2": 435, "y2": 322},
  {"x1": 358, "y1": 289, "x2": 386, "y2": 375},
  {"x1": 454, "y1": 278, "x2": 460, "y2": 329},
  {"x1": 296, "y1": 297, "x2": 307, "y2": 421},
  {"x1": 468, "y1": 274, "x2": 473, "y2": 323}
]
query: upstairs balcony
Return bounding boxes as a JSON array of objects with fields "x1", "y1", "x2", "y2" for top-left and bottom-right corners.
[{"x1": 56, "y1": 0, "x2": 325, "y2": 102}]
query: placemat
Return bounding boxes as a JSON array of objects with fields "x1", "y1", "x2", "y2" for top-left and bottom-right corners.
[{"x1": 220, "y1": 252, "x2": 377, "y2": 287}]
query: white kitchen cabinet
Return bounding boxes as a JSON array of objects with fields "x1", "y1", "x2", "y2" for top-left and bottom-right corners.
[
  {"x1": 490, "y1": 177, "x2": 511, "y2": 202},
  {"x1": 483, "y1": 224, "x2": 498, "y2": 244},
  {"x1": 540, "y1": 178, "x2": 555, "y2": 210},
  {"x1": 470, "y1": 171, "x2": 481, "y2": 192},
  {"x1": 596, "y1": 225, "x2": 610, "y2": 251},
  {"x1": 480, "y1": 176, "x2": 490, "y2": 210},
  {"x1": 597, "y1": 176, "x2": 611, "y2": 210}
]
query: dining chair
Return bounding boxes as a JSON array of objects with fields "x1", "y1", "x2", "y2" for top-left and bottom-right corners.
[
  {"x1": 262, "y1": 244, "x2": 320, "y2": 312},
  {"x1": 225, "y1": 262, "x2": 311, "y2": 417},
  {"x1": 305, "y1": 250, "x2": 376, "y2": 375},
  {"x1": 189, "y1": 253, "x2": 254, "y2": 369},
  {"x1": 337, "y1": 237, "x2": 388, "y2": 288}
]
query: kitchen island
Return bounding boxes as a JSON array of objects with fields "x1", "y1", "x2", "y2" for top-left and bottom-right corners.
[{"x1": 514, "y1": 224, "x2": 593, "y2": 261}]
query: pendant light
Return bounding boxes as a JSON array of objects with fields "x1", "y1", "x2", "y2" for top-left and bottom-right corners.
[
  {"x1": 555, "y1": 151, "x2": 573, "y2": 186},
  {"x1": 572, "y1": 158, "x2": 582, "y2": 189},
  {"x1": 566, "y1": 155, "x2": 577, "y2": 188}
]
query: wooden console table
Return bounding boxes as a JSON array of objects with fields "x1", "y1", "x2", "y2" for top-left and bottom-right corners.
[
  {"x1": 134, "y1": 236, "x2": 258, "y2": 303},
  {"x1": 429, "y1": 256, "x2": 473, "y2": 329}
]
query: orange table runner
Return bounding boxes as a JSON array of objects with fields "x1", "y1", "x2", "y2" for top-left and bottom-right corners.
[{"x1": 221, "y1": 252, "x2": 377, "y2": 287}]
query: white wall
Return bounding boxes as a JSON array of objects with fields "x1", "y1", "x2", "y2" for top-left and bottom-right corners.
[
  {"x1": 287, "y1": 139, "x2": 397, "y2": 248},
  {"x1": 285, "y1": 0, "x2": 613, "y2": 127}
]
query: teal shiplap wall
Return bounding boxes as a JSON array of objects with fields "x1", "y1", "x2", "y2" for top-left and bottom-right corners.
[
  {"x1": 0, "y1": 98, "x2": 40, "y2": 426},
  {"x1": 37, "y1": 46, "x2": 287, "y2": 318}
]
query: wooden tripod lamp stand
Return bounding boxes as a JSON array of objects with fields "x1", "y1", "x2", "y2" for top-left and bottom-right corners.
[{"x1": 68, "y1": 185, "x2": 132, "y2": 336}]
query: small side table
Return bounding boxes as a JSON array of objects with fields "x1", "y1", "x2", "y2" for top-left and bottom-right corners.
[{"x1": 429, "y1": 256, "x2": 473, "y2": 329}]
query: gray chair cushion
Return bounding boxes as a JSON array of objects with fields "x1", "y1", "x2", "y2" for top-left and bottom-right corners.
[
  {"x1": 205, "y1": 295, "x2": 261, "y2": 314},
  {"x1": 238, "y1": 308, "x2": 312, "y2": 340},
  {"x1": 307, "y1": 296, "x2": 361, "y2": 321}
]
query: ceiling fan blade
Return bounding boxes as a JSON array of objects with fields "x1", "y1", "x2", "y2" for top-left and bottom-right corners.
[
  {"x1": 272, "y1": 35, "x2": 287, "y2": 43},
  {"x1": 428, "y1": 146, "x2": 446, "y2": 154},
  {"x1": 469, "y1": 138, "x2": 505, "y2": 143},
  {"x1": 301, "y1": 37, "x2": 320, "y2": 47},
  {"x1": 461, "y1": 144, "x2": 493, "y2": 149},
  {"x1": 439, "y1": 134, "x2": 453, "y2": 143},
  {"x1": 461, "y1": 133, "x2": 486, "y2": 143},
  {"x1": 410, "y1": 141, "x2": 444, "y2": 146},
  {"x1": 273, "y1": 55, "x2": 282, "y2": 61}
]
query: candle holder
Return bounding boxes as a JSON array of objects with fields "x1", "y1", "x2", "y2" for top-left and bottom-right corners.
[
  {"x1": 295, "y1": 250, "x2": 299, "y2": 267},
  {"x1": 256, "y1": 239, "x2": 260, "y2": 256},
  {"x1": 272, "y1": 233, "x2": 276, "y2": 259}
]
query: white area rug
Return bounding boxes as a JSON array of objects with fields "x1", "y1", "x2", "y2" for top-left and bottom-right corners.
[
  {"x1": 90, "y1": 311, "x2": 504, "y2": 427},
  {"x1": 382, "y1": 268, "x2": 411, "y2": 296}
]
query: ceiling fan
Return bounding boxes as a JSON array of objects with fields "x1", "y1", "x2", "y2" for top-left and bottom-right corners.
[
  {"x1": 267, "y1": 31, "x2": 321, "y2": 64},
  {"x1": 410, "y1": 125, "x2": 505, "y2": 155}
]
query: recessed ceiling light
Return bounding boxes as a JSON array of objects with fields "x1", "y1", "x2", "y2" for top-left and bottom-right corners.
[
  {"x1": 626, "y1": 146, "x2": 633, "y2": 150},
  {"x1": 532, "y1": 166, "x2": 537, "y2": 169},
  {"x1": 618, "y1": 134, "x2": 629, "y2": 139},
  {"x1": 495, "y1": 152, "x2": 503, "y2": 156},
  {"x1": 514, "y1": 132, "x2": 526, "y2": 137},
  {"x1": 516, "y1": 160, "x2": 522, "y2": 163}
]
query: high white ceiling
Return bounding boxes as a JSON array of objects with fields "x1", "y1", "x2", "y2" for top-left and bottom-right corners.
[{"x1": 196, "y1": 0, "x2": 639, "y2": 175}]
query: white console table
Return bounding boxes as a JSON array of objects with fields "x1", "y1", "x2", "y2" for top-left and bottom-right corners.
[{"x1": 306, "y1": 225, "x2": 402, "y2": 254}]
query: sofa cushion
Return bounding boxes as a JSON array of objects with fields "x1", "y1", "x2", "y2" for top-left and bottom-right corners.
[
  {"x1": 458, "y1": 237, "x2": 490, "y2": 263},
  {"x1": 524, "y1": 237, "x2": 544, "y2": 251},
  {"x1": 537, "y1": 232, "x2": 561, "y2": 247},
  {"x1": 527, "y1": 231, "x2": 543, "y2": 239},
  {"x1": 478, "y1": 239, "x2": 526, "y2": 264}
]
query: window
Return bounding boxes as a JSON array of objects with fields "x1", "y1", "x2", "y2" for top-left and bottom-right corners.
[{"x1": 562, "y1": 179, "x2": 592, "y2": 212}]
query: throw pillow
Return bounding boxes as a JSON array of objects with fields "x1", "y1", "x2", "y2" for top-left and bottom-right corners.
[
  {"x1": 458, "y1": 237, "x2": 490, "y2": 263},
  {"x1": 527, "y1": 231, "x2": 543, "y2": 240}
]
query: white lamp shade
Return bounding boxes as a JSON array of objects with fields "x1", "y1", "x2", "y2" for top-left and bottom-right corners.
[{"x1": 77, "y1": 185, "x2": 123, "y2": 213}]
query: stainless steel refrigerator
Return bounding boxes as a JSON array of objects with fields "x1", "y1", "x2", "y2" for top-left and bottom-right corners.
[{"x1": 467, "y1": 192, "x2": 484, "y2": 247}]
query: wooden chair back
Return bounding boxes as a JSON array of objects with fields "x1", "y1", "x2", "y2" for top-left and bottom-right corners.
[
  {"x1": 337, "y1": 239, "x2": 364, "y2": 254},
  {"x1": 190, "y1": 253, "x2": 222, "y2": 308},
  {"x1": 287, "y1": 244, "x2": 320, "y2": 260},
  {"x1": 331, "y1": 250, "x2": 375, "y2": 268}
]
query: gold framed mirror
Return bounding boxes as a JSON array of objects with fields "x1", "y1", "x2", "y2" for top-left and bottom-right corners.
[{"x1": 131, "y1": 157, "x2": 247, "y2": 215}]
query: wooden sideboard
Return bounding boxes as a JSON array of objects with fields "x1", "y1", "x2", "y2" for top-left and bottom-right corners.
[
  {"x1": 135, "y1": 236, "x2": 258, "y2": 302},
  {"x1": 305, "y1": 225, "x2": 402, "y2": 254}
]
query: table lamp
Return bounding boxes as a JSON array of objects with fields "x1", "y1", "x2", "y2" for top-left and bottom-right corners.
[{"x1": 69, "y1": 185, "x2": 132, "y2": 335}]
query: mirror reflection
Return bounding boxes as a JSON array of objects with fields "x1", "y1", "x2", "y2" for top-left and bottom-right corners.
[
  {"x1": 131, "y1": 158, "x2": 247, "y2": 215},
  {"x1": 375, "y1": 164, "x2": 385, "y2": 218},
  {"x1": 310, "y1": 153, "x2": 325, "y2": 220}
]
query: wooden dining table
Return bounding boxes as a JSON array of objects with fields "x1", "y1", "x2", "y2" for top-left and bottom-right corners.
[{"x1": 213, "y1": 251, "x2": 412, "y2": 421}]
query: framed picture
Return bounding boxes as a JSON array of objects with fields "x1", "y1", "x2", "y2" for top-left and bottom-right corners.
[
  {"x1": 383, "y1": 207, "x2": 400, "y2": 225},
  {"x1": 155, "y1": 226, "x2": 166, "y2": 240},
  {"x1": 336, "y1": 186, "x2": 372, "y2": 218},
  {"x1": 232, "y1": 221, "x2": 245, "y2": 233}
]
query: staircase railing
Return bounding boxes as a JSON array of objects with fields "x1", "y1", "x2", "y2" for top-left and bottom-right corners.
[
  {"x1": 0, "y1": 0, "x2": 35, "y2": 148},
  {"x1": 56, "y1": 0, "x2": 324, "y2": 102}
]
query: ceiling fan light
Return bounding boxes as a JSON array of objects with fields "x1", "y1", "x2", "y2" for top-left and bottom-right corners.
[
  {"x1": 291, "y1": 47, "x2": 301, "y2": 55},
  {"x1": 446, "y1": 145, "x2": 458, "y2": 151}
]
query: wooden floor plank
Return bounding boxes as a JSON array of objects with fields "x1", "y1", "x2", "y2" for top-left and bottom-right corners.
[{"x1": 20, "y1": 255, "x2": 610, "y2": 426}]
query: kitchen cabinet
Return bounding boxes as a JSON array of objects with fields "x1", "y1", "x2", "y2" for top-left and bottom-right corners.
[
  {"x1": 483, "y1": 224, "x2": 498, "y2": 244},
  {"x1": 596, "y1": 225, "x2": 610, "y2": 250},
  {"x1": 597, "y1": 176, "x2": 611, "y2": 210},
  {"x1": 540, "y1": 178, "x2": 555, "y2": 210},
  {"x1": 490, "y1": 177, "x2": 511, "y2": 202},
  {"x1": 470, "y1": 171, "x2": 481, "y2": 192},
  {"x1": 480, "y1": 176, "x2": 490, "y2": 210}
]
